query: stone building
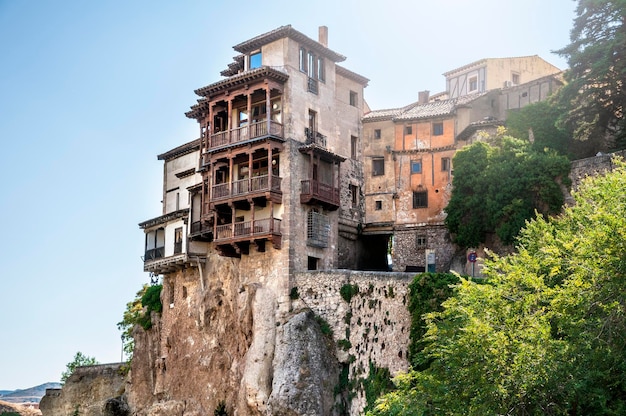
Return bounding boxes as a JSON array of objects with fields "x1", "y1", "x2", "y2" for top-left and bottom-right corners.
[
  {"x1": 362, "y1": 58, "x2": 563, "y2": 273},
  {"x1": 135, "y1": 25, "x2": 371, "y2": 415}
]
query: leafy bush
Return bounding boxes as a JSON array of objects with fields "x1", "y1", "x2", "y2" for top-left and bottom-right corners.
[
  {"x1": 61, "y1": 351, "x2": 99, "y2": 384},
  {"x1": 340, "y1": 284, "x2": 359, "y2": 303}
]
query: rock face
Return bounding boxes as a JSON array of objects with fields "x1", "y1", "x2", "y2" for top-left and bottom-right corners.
[
  {"x1": 39, "y1": 363, "x2": 127, "y2": 416},
  {"x1": 268, "y1": 310, "x2": 339, "y2": 416}
]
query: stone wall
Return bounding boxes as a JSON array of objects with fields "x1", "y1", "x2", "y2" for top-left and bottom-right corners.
[
  {"x1": 568, "y1": 150, "x2": 626, "y2": 194},
  {"x1": 391, "y1": 224, "x2": 457, "y2": 273},
  {"x1": 40, "y1": 363, "x2": 127, "y2": 416},
  {"x1": 293, "y1": 270, "x2": 415, "y2": 415}
]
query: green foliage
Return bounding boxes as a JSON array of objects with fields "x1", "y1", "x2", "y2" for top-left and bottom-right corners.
[
  {"x1": 61, "y1": 351, "x2": 98, "y2": 384},
  {"x1": 555, "y1": 0, "x2": 626, "y2": 151},
  {"x1": 0, "y1": 412, "x2": 21, "y2": 416},
  {"x1": 117, "y1": 284, "x2": 163, "y2": 360},
  {"x1": 362, "y1": 361, "x2": 395, "y2": 414},
  {"x1": 445, "y1": 135, "x2": 570, "y2": 247},
  {"x1": 337, "y1": 339, "x2": 352, "y2": 350},
  {"x1": 315, "y1": 315, "x2": 333, "y2": 336},
  {"x1": 339, "y1": 283, "x2": 359, "y2": 303},
  {"x1": 214, "y1": 400, "x2": 227, "y2": 416},
  {"x1": 289, "y1": 286, "x2": 299, "y2": 299},
  {"x1": 407, "y1": 273, "x2": 461, "y2": 369},
  {"x1": 505, "y1": 100, "x2": 579, "y2": 158},
  {"x1": 368, "y1": 158, "x2": 626, "y2": 415}
]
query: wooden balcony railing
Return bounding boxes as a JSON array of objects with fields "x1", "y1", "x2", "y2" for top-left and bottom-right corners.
[
  {"x1": 301, "y1": 179, "x2": 340, "y2": 207},
  {"x1": 211, "y1": 174, "x2": 282, "y2": 202},
  {"x1": 208, "y1": 120, "x2": 283, "y2": 150},
  {"x1": 214, "y1": 217, "x2": 281, "y2": 243}
]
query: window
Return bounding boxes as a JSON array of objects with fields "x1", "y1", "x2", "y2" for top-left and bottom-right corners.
[
  {"x1": 174, "y1": 227, "x2": 183, "y2": 254},
  {"x1": 299, "y1": 47, "x2": 307, "y2": 72},
  {"x1": 317, "y1": 57, "x2": 325, "y2": 82},
  {"x1": 416, "y1": 235, "x2": 427, "y2": 248},
  {"x1": 350, "y1": 184, "x2": 358, "y2": 207},
  {"x1": 413, "y1": 191, "x2": 428, "y2": 208},
  {"x1": 307, "y1": 210, "x2": 329, "y2": 248},
  {"x1": 405, "y1": 125, "x2": 413, "y2": 135},
  {"x1": 442, "y1": 157, "x2": 450, "y2": 172},
  {"x1": 308, "y1": 109, "x2": 317, "y2": 131},
  {"x1": 512, "y1": 72, "x2": 520, "y2": 85},
  {"x1": 411, "y1": 160, "x2": 422, "y2": 174},
  {"x1": 469, "y1": 76, "x2": 478, "y2": 92},
  {"x1": 308, "y1": 52, "x2": 316, "y2": 78},
  {"x1": 372, "y1": 158, "x2": 385, "y2": 176},
  {"x1": 249, "y1": 51, "x2": 262, "y2": 69},
  {"x1": 349, "y1": 91, "x2": 358, "y2": 107},
  {"x1": 351, "y1": 135, "x2": 358, "y2": 159},
  {"x1": 374, "y1": 129, "x2": 381, "y2": 139},
  {"x1": 308, "y1": 256, "x2": 319, "y2": 270},
  {"x1": 433, "y1": 122, "x2": 443, "y2": 136},
  {"x1": 375, "y1": 200, "x2": 382, "y2": 210}
]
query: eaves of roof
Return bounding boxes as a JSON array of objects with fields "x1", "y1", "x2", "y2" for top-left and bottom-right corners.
[
  {"x1": 392, "y1": 92, "x2": 487, "y2": 121},
  {"x1": 336, "y1": 65, "x2": 369, "y2": 86},
  {"x1": 193, "y1": 66, "x2": 289, "y2": 97},
  {"x1": 233, "y1": 25, "x2": 346, "y2": 62},
  {"x1": 157, "y1": 138, "x2": 201, "y2": 161}
]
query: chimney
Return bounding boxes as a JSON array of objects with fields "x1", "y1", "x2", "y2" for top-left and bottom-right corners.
[
  {"x1": 319, "y1": 26, "x2": 328, "y2": 47},
  {"x1": 418, "y1": 90, "x2": 430, "y2": 105}
]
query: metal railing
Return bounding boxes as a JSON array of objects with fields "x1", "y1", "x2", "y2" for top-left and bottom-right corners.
[
  {"x1": 144, "y1": 247, "x2": 165, "y2": 261},
  {"x1": 304, "y1": 128, "x2": 327, "y2": 147},
  {"x1": 307, "y1": 77, "x2": 318, "y2": 94}
]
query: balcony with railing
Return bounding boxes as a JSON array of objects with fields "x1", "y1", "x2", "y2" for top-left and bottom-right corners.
[
  {"x1": 214, "y1": 217, "x2": 282, "y2": 255},
  {"x1": 207, "y1": 120, "x2": 284, "y2": 151},
  {"x1": 300, "y1": 179, "x2": 340, "y2": 210},
  {"x1": 304, "y1": 128, "x2": 326, "y2": 148},
  {"x1": 211, "y1": 174, "x2": 282, "y2": 205}
]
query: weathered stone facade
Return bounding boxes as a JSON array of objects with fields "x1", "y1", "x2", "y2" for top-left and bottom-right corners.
[{"x1": 40, "y1": 363, "x2": 127, "y2": 416}]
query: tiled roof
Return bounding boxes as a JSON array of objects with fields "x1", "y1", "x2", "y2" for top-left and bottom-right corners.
[
  {"x1": 362, "y1": 102, "x2": 419, "y2": 122},
  {"x1": 233, "y1": 25, "x2": 346, "y2": 62},
  {"x1": 393, "y1": 92, "x2": 487, "y2": 121}
]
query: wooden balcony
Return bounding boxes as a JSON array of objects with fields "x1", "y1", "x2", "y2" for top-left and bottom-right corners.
[
  {"x1": 300, "y1": 179, "x2": 340, "y2": 210},
  {"x1": 214, "y1": 217, "x2": 282, "y2": 256},
  {"x1": 211, "y1": 174, "x2": 282, "y2": 206},
  {"x1": 207, "y1": 120, "x2": 283, "y2": 151}
]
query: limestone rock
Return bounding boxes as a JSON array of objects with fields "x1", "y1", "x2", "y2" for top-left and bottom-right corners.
[{"x1": 268, "y1": 310, "x2": 339, "y2": 416}]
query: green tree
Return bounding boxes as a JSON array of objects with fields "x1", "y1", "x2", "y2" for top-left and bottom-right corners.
[
  {"x1": 505, "y1": 100, "x2": 578, "y2": 158},
  {"x1": 445, "y1": 133, "x2": 570, "y2": 248},
  {"x1": 117, "y1": 284, "x2": 163, "y2": 360},
  {"x1": 61, "y1": 351, "x2": 99, "y2": 384},
  {"x1": 555, "y1": 0, "x2": 626, "y2": 151},
  {"x1": 368, "y1": 158, "x2": 626, "y2": 415}
]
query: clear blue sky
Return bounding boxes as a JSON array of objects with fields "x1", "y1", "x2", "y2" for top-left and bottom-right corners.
[{"x1": 0, "y1": 0, "x2": 576, "y2": 389}]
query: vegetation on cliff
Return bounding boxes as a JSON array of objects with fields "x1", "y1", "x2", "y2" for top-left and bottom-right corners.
[
  {"x1": 61, "y1": 352, "x2": 99, "y2": 384},
  {"x1": 444, "y1": 132, "x2": 571, "y2": 248},
  {"x1": 368, "y1": 158, "x2": 626, "y2": 415},
  {"x1": 117, "y1": 283, "x2": 163, "y2": 359}
]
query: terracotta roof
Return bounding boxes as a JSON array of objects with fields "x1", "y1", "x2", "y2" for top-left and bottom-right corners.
[
  {"x1": 336, "y1": 65, "x2": 369, "y2": 86},
  {"x1": 393, "y1": 92, "x2": 487, "y2": 121},
  {"x1": 220, "y1": 55, "x2": 244, "y2": 77},
  {"x1": 362, "y1": 102, "x2": 419, "y2": 122},
  {"x1": 233, "y1": 25, "x2": 346, "y2": 62}
]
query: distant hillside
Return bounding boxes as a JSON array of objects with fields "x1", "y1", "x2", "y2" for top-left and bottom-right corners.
[
  {"x1": 0, "y1": 399, "x2": 40, "y2": 415},
  {"x1": 0, "y1": 383, "x2": 61, "y2": 404}
]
